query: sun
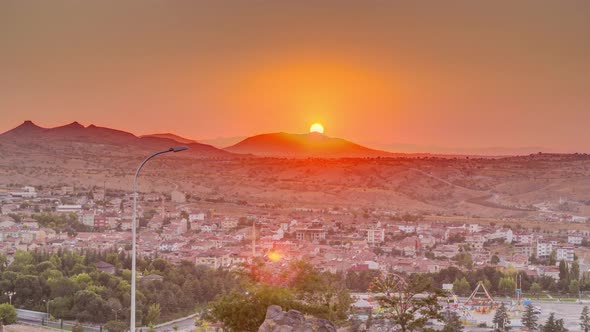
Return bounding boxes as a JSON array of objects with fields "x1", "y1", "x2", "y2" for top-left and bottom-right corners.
[{"x1": 309, "y1": 123, "x2": 324, "y2": 134}]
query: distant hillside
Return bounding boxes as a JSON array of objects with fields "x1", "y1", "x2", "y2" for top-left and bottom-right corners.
[
  {"x1": 0, "y1": 120, "x2": 233, "y2": 158},
  {"x1": 225, "y1": 132, "x2": 397, "y2": 158},
  {"x1": 141, "y1": 133, "x2": 198, "y2": 144}
]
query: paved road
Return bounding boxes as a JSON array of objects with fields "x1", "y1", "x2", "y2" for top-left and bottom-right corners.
[
  {"x1": 459, "y1": 301, "x2": 588, "y2": 331},
  {"x1": 145, "y1": 313, "x2": 200, "y2": 332}
]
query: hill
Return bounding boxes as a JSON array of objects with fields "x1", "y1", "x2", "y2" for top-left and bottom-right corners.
[
  {"x1": 141, "y1": 133, "x2": 198, "y2": 144},
  {"x1": 225, "y1": 132, "x2": 397, "y2": 158},
  {"x1": 0, "y1": 120, "x2": 233, "y2": 158}
]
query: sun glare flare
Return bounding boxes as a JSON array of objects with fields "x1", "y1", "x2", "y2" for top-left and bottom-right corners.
[
  {"x1": 309, "y1": 123, "x2": 324, "y2": 134},
  {"x1": 268, "y1": 251, "x2": 283, "y2": 262}
]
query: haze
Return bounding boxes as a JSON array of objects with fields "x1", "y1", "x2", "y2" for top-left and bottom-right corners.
[{"x1": 1, "y1": 1, "x2": 589, "y2": 154}]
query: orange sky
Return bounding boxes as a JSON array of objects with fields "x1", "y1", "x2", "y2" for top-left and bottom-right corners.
[{"x1": 1, "y1": 1, "x2": 589, "y2": 153}]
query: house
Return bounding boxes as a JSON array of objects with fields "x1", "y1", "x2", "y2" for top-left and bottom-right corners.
[
  {"x1": 140, "y1": 274, "x2": 164, "y2": 285},
  {"x1": 514, "y1": 243, "x2": 534, "y2": 257},
  {"x1": 80, "y1": 212, "x2": 95, "y2": 227},
  {"x1": 536, "y1": 241, "x2": 553, "y2": 259},
  {"x1": 538, "y1": 266, "x2": 560, "y2": 280},
  {"x1": 555, "y1": 246, "x2": 575, "y2": 262},
  {"x1": 95, "y1": 261, "x2": 116, "y2": 274},
  {"x1": 295, "y1": 229, "x2": 326, "y2": 242},
  {"x1": 221, "y1": 218, "x2": 238, "y2": 230},
  {"x1": 189, "y1": 212, "x2": 206, "y2": 222},
  {"x1": 365, "y1": 227, "x2": 385, "y2": 245},
  {"x1": 568, "y1": 236, "x2": 584, "y2": 246},
  {"x1": 56, "y1": 205, "x2": 82, "y2": 213}
]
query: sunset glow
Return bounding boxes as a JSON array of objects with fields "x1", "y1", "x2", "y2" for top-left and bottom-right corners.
[
  {"x1": 267, "y1": 251, "x2": 283, "y2": 262},
  {"x1": 309, "y1": 123, "x2": 324, "y2": 134}
]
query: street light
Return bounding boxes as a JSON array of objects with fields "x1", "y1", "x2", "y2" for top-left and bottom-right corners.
[
  {"x1": 130, "y1": 146, "x2": 188, "y2": 332},
  {"x1": 4, "y1": 291, "x2": 15, "y2": 305}
]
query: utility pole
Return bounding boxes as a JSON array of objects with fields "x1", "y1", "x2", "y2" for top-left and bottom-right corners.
[{"x1": 252, "y1": 220, "x2": 256, "y2": 257}]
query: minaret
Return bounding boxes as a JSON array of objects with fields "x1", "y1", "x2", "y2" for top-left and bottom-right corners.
[{"x1": 252, "y1": 220, "x2": 256, "y2": 257}]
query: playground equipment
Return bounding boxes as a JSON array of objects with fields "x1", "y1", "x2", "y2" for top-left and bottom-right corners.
[{"x1": 464, "y1": 281, "x2": 497, "y2": 309}]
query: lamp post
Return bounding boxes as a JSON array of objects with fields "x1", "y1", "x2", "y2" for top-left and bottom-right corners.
[
  {"x1": 4, "y1": 291, "x2": 15, "y2": 305},
  {"x1": 130, "y1": 146, "x2": 188, "y2": 332}
]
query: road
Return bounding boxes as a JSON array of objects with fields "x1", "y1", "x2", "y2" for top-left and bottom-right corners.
[
  {"x1": 460, "y1": 301, "x2": 587, "y2": 330},
  {"x1": 146, "y1": 313, "x2": 200, "y2": 332}
]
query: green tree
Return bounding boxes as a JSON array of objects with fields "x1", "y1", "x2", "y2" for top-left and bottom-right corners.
[
  {"x1": 493, "y1": 303, "x2": 510, "y2": 331},
  {"x1": 522, "y1": 303, "x2": 539, "y2": 331},
  {"x1": 72, "y1": 322, "x2": 85, "y2": 332},
  {"x1": 540, "y1": 313, "x2": 567, "y2": 332},
  {"x1": 498, "y1": 277, "x2": 516, "y2": 297},
  {"x1": 103, "y1": 320, "x2": 128, "y2": 332},
  {"x1": 581, "y1": 306, "x2": 590, "y2": 332},
  {"x1": 571, "y1": 261, "x2": 580, "y2": 281},
  {"x1": 569, "y1": 280, "x2": 580, "y2": 296},
  {"x1": 453, "y1": 253, "x2": 473, "y2": 269},
  {"x1": 548, "y1": 250, "x2": 557, "y2": 266},
  {"x1": 145, "y1": 303, "x2": 161, "y2": 325},
  {"x1": 452, "y1": 277, "x2": 471, "y2": 297},
  {"x1": 559, "y1": 260, "x2": 569, "y2": 282},
  {"x1": 0, "y1": 303, "x2": 17, "y2": 325},
  {"x1": 530, "y1": 282, "x2": 542, "y2": 299},
  {"x1": 441, "y1": 311, "x2": 464, "y2": 332},
  {"x1": 370, "y1": 274, "x2": 442, "y2": 332},
  {"x1": 209, "y1": 284, "x2": 298, "y2": 332}
]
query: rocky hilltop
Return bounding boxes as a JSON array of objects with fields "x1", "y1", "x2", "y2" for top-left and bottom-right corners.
[{"x1": 258, "y1": 305, "x2": 337, "y2": 332}]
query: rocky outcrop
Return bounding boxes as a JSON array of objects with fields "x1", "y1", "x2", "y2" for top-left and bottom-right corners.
[{"x1": 258, "y1": 305, "x2": 337, "y2": 332}]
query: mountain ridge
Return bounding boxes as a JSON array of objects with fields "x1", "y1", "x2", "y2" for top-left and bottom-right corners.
[
  {"x1": 224, "y1": 132, "x2": 398, "y2": 158},
  {"x1": 0, "y1": 121, "x2": 231, "y2": 158}
]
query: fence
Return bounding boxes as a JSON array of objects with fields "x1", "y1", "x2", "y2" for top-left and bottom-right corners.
[{"x1": 16, "y1": 316, "x2": 101, "y2": 332}]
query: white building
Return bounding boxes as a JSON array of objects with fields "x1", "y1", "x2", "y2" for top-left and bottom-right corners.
[
  {"x1": 189, "y1": 212, "x2": 206, "y2": 222},
  {"x1": 56, "y1": 205, "x2": 82, "y2": 213},
  {"x1": 10, "y1": 186, "x2": 37, "y2": 198},
  {"x1": 366, "y1": 228, "x2": 385, "y2": 244},
  {"x1": 397, "y1": 225, "x2": 416, "y2": 233},
  {"x1": 80, "y1": 212, "x2": 95, "y2": 227},
  {"x1": 568, "y1": 236, "x2": 584, "y2": 246},
  {"x1": 556, "y1": 246, "x2": 575, "y2": 263},
  {"x1": 221, "y1": 218, "x2": 238, "y2": 230},
  {"x1": 536, "y1": 241, "x2": 553, "y2": 258}
]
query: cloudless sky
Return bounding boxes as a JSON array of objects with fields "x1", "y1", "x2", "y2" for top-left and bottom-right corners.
[{"x1": 1, "y1": 1, "x2": 589, "y2": 152}]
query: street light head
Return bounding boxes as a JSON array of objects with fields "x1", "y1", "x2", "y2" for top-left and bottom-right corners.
[{"x1": 171, "y1": 146, "x2": 189, "y2": 152}]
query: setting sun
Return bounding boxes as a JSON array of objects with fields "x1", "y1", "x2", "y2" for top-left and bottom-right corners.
[{"x1": 309, "y1": 123, "x2": 324, "y2": 134}]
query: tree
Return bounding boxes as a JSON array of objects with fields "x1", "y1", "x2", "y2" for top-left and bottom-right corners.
[
  {"x1": 548, "y1": 250, "x2": 557, "y2": 266},
  {"x1": 581, "y1": 306, "x2": 590, "y2": 332},
  {"x1": 569, "y1": 280, "x2": 580, "y2": 296},
  {"x1": 453, "y1": 253, "x2": 473, "y2": 269},
  {"x1": 559, "y1": 260, "x2": 569, "y2": 282},
  {"x1": 370, "y1": 274, "x2": 442, "y2": 332},
  {"x1": 498, "y1": 277, "x2": 516, "y2": 297},
  {"x1": 441, "y1": 312, "x2": 463, "y2": 332},
  {"x1": 493, "y1": 303, "x2": 510, "y2": 331},
  {"x1": 521, "y1": 303, "x2": 539, "y2": 331},
  {"x1": 104, "y1": 320, "x2": 128, "y2": 332},
  {"x1": 145, "y1": 303, "x2": 161, "y2": 326},
  {"x1": 530, "y1": 282, "x2": 542, "y2": 299},
  {"x1": 209, "y1": 284, "x2": 298, "y2": 332},
  {"x1": 490, "y1": 255, "x2": 500, "y2": 265},
  {"x1": 540, "y1": 313, "x2": 567, "y2": 332},
  {"x1": 0, "y1": 303, "x2": 17, "y2": 325},
  {"x1": 453, "y1": 277, "x2": 471, "y2": 297},
  {"x1": 72, "y1": 322, "x2": 85, "y2": 332},
  {"x1": 541, "y1": 312, "x2": 567, "y2": 332},
  {"x1": 571, "y1": 261, "x2": 580, "y2": 281}
]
